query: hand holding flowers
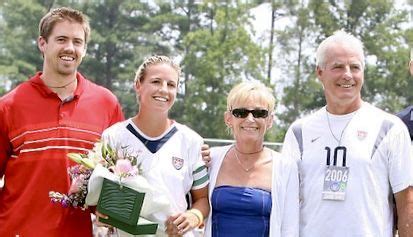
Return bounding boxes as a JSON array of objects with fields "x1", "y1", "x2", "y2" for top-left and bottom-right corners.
[
  {"x1": 49, "y1": 140, "x2": 171, "y2": 235},
  {"x1": 49, "y1": 141, "x2": 141, "y2": 209}
]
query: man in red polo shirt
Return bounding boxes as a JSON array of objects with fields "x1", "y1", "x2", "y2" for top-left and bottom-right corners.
[{"x1": 0, "y1": 7, "x2": 124, "y2": 236}]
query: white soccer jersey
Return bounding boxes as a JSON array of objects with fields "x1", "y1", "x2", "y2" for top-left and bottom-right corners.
[
  {"x1": 282, "y1": 102, "x2": 413, "y2": 237},
  {"x1": 101, "y1": 118, "x2": 209, "y2": 237}
]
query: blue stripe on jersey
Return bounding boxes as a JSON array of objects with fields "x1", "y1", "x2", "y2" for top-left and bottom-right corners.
[
  {"x1": 371, "y1": 119, "x2": 394, "y2": 159},
  {"x1": 126, "y1": 123, "x2": 177, "y2": 153},
  {"x1": 292, "y1": 123, "x2": 303, "y2": 159}
]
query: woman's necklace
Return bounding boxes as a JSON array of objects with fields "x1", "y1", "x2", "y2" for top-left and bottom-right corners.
[
  {"x1": 45, "y1": 78, "x2": 76, "y2": 89},
  {"x1": 233, "y1": 147, "x2": 263, "y2": 172},
  {"x1": 234, "y1": 145, "x2": 264, "y2": 155}
]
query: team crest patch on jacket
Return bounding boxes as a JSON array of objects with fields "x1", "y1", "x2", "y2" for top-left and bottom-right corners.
[{"x1": 172, "y1": 156, "x2": 184, "y2": 170}]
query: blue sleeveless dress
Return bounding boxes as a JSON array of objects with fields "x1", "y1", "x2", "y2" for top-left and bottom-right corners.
[{"x1": 211, "y1": 185, "x2": 272, "y2": 237}]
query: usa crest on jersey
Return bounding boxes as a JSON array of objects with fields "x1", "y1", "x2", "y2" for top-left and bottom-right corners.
[
  {"x1": 357, "y1": 130, "x2": 368, "y2": 140},
  {"x1": 172, "y1": 156, "x2": 184, "y2": 170}
]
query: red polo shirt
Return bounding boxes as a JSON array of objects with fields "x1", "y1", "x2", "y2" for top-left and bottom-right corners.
[{"x1": 0, "y1": 72, "x2": 124, "y2": 236}]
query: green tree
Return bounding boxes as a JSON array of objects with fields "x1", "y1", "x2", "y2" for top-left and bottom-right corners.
[
  {"x1": 271, "y1": 1, "x2": 325, "y2": 139},
  {"x1": 141, "y1": 0, "x2": 205, "y2": 118},
  {"x1": 2, "y1": 1, "x2": 410, "y2": 142},
  {"x1": 309, "y1": 0, "x2": 411, "y2": 112},
  {"x1": 0, "y1": 0, "x2": 45, "y2": 89},
  {"x1": 178, "y1": 1, "x2": 266, "y2": 139},
  {"x1": 276, "y1": 0, "x2": 412, "y2": 139},
  {"x1": 79, "y1": 0, "x2": 162, "y2": 117},
  {"x1": 0, "y1": 0, "x2": 173, "y2": 117}
]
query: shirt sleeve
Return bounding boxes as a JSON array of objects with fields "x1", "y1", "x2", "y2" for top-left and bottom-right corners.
[
  {"x1": 0, "y1": 106, "x2": 11, "y2": 177},
  {"x1": 387, "y1": 121, "x2": 413, "y2": 193},
  {"x1": 281, "y1": 158, "x2": 300, "y2": 237},
  {"x1": 109, "y1": 102, "x2": 124, "y2": 126},
  {"x1": 190, "y1": 136, "x2": 209, "y2": 190},
  {"x1": 281, "y1": 123, "x2": 302, "y2": 164}
]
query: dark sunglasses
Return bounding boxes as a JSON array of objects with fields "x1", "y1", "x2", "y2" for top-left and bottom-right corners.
[{"x1": 231, "y1": 108, "x2": 269, "y2": 119}]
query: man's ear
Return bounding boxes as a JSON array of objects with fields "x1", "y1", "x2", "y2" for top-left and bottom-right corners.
[
  {"x1": 37, "y1": 36, "x2": 47, "y2": 54},
  {"x1": 316, "y1": 66, "x2": 326, "y2": 87},
  {"x1": 316, "y1": 65, "x2": 323, "y2": 78}
]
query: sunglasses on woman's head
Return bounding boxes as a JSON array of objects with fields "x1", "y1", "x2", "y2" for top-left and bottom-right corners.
[{"x1": 231, "y1": 108, "x2": 269, "y2": 119}]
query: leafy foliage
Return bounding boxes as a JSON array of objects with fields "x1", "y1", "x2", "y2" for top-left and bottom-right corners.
[{"x1": 1, "y1": 0, "x2": 412, "y2": 142}]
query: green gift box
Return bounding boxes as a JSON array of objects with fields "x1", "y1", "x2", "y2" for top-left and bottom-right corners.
[{"x1": 97, "y1": 178, "x2": 158, "y2": 235}]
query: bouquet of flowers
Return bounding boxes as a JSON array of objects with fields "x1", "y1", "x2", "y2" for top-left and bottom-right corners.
[
  {"x1": 49, "y1": 141, "x2": 139, "y2": 209},
  {"x1": 49, "y1": 141, "x2": 171, "y2": 235}
]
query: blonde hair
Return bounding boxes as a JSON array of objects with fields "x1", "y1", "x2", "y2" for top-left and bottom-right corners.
[
  {"x1": 227, "y1": 81, "x2": 275, "y2": 112},
  {"x1": 134, "y1": 55, "x2": 181, "y2": 83}
]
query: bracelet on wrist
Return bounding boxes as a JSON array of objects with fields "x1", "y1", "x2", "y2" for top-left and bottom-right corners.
[{"x1": 187, "y1": 208, "x2": 203, "y2": 228}]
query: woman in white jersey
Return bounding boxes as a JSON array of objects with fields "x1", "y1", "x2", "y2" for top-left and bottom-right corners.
[
  {"x1": 99, "y1": 55, "x2": 209, "y2": 236},
  {"x1": 204, "y1": 81, "x2": 299, "y2": 237}
]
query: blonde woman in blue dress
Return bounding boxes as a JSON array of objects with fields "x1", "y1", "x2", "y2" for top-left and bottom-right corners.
[{"x1": 204, "y1": 81, "x2": 299, "y2": 237}]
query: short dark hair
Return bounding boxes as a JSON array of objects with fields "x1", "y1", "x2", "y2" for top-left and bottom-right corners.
[{"x1": 39, "y1": 7, "x2": 91, "y2": 43}]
